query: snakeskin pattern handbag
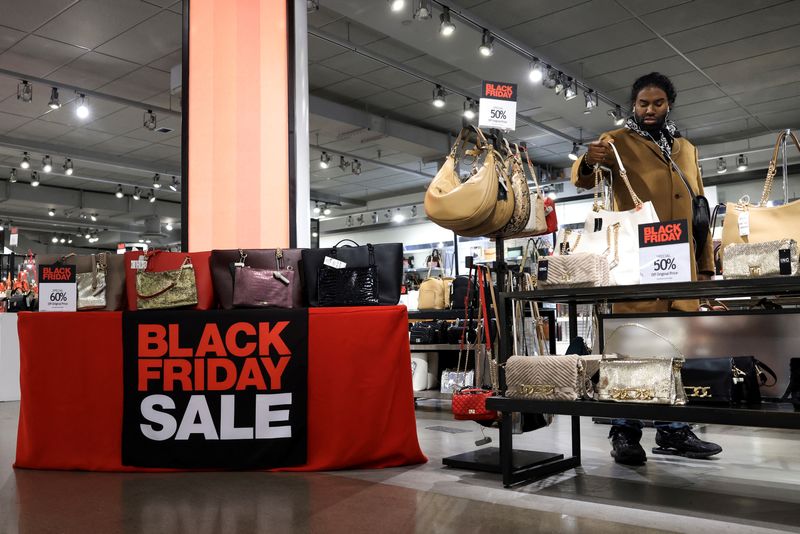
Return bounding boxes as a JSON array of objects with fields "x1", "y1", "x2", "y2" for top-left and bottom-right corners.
[
  {"x1": 136, "y1": 256, "x2": 198, "y2": 310},
  {"x1": 723, "y1": 238, "x2": 798, "y2": 278},
  {"x1": 505, "y1": 355, "x2": 601, "y2": 401},
  {"x1": 317, "y1": 244, "x2": 379, "y2": 306}
]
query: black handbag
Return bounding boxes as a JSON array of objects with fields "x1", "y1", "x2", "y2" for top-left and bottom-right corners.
[
  {"x1": 450, "y1": 276, "x2": 470, "y2": 309},
  {"x1": 666, "y1": 153, "x2": 710, "y2": 263},
  {"x1": 317, "y1": 244, "x2": 379, "y2": 307},
  {"x1": 410, "y1": 320, "x2": 449, "y2": 344},
  {"x1": 733, "y1": 356, "x2": 777, "y2": 404},
  {"x1": 446, "y1": 320, "x2": 477, "y2": 345},
  {"x1": 682, "y1": 356, "x2": 777, "y2": 404},
  {"x1": 302, "y1": 239, "x2": 403, "y2": 306}
]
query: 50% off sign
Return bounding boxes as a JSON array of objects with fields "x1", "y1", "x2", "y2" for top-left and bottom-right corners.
[
  {"x1": 638, "y1": 220, "x2": 692, "y2": 284},
  {"x1": 479, "y1": 81, "x2": 517, "y2": 131}
]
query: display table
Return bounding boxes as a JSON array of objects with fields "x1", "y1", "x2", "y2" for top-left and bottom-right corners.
[
  {"x1": 0, "y1": 313, "x2": 20, "y2": 401},
  {"x1": 15, "y1": 306, "x2": 427, "y2": 472}
]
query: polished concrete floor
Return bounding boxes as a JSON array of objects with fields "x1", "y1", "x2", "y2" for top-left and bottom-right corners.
[{"x1": 1, "y1": 399, "x2": 799, "y2": 533}]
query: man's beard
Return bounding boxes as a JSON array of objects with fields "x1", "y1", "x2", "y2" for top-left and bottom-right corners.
[{"x1": 635, "y1": 114, "x2": 665, "y2": 133}]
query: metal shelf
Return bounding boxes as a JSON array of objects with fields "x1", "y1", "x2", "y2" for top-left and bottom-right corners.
[
  {"x1": 409, "y1": 343, "x2": 466, "y2": 351},
  {"x1": 413, "y1": 389, "x2": 452, "y2": 400},
  {"x1": 408, "y1": 309, "x2": 466, "y2": 320}
]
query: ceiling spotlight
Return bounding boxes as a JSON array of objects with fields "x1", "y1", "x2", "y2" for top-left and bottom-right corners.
[
  {"x1": 529, "y1": 59, "x2": 544, "y2": 83},
  {"x1": 51, "y1": 236, "x2": 58, "y2": 244},
  {"x1": 85, "y1": 231, "x2": 91, "y2": 239},
  {"x1": 439, "y1": 6, "x2": 455, "y2": 36},
  {"x1": 48, "y1": 87, "x2": 60, "y2": 109},
  {"x1": 313, "y1": 202, "x2": 321, "y2": 215},
  {"x1": 42, "y1": 155, "x2": 53, "y2": 173},
  {"x1": 352, "y1": 159, "x2": 362, "y2": 175},
  {"x1": 169, "y1": 176, "x2": 179, "y2": 191},
  {"x1": 736, "y1": 154, "x2": 749, "y2": 172},
  {"x1": 392, "y1": 208, "x2": 406, "y2": 223},
  {"x1": 63, "y1": 158, "x2": 74, "y2": 175},
  {"x1": 90, "y1": 213, "x2": 97, "y2": 222},
  {"x1": 133, "y1": 187, "x2": 141, "y2": 200},
  {"x1": 388, "y1": 0, "x2": 405, "y2": 13},
  {"x1": 48, "y1": 208, "x2": 55, "y2": 217},
  {"x1": 152, "y1": 173, "x2": 161, "y2": 189},
  {"x1": 568, "y1": 142, "x2": 580, "y2": 161},
  {"x1": 432, "y1": 84, "x2": 446, "y2": 108},
  {"x1": 116, "y1": 185, "x2": 124, "y2": 198},
  {"x1": 75, "y1": 93, "x2": 89, "y2": 119},
  {"x1": 165, "y1": 222, "x2": 174, "y2": 231},
  {"x1": 17, "y1": 81, "x2": 32, "y2": 103},
  {"x1": 372, "y1": 211, "x2": 379, "y2": 224},
  {"x1": 31, "y1": 172, "x2": 40, "y2": 187},
  {"x1": 608, "y1": 105, "x2": 625, "y2": 126},
  {"x1": 479, "y1": 29, "x2": 494, "y2": 57},
  {"x1": 542, "y1": 68, "x2": 558, "y2": 89},
  {"x1": 9, "y1": 169, "x2": 16, "y2": 183},
  {"x1": 311, "y1": 231, "x2": 319, "y2": 238},
  {"x1": 338, "y1": 156, "x2": 349, "y2": 171},
  {"x1": 411, "y1": 205, "x2": 417, "y2": 217},
  {"x1": 564, "y1": 78, "x2": 578, "y2": 101},
  {"x1": 145, "y1": 239, "x2": 152, "y2": 244},
  {"x1": 307, "y1": 0, "x2": 319, "y2": 12},
  {"x1": 463, "y1": 98, "x2": 478, "y2": 120},
  {"x1": 346, "y1": 215, "x2": 353, "y2": 227},
  {"x1": 149, "y1": 191, "x2": 156, "y2": 203},
  {"x1": 59, "y1": 237, "x2": 66, "y2": 244},
  {"x1": 357, "y1": 214, "x2": 365, "y2": 226},
  {"x1": 323, "y1": 205, "x2": 332, "y2": 216},
  {"x1": 554, "y1": 73, "x2": 566, "y2": 95},
  {"x1": 716, "y1": 157, "x2": 727, "y2": 174},
  {"x1": 413, "y1": 0, "x2": 432, "y2": 19},
  {"x1": 583, "y1": 89, "x2": 598, "y2": 113},
  {"x1": 143, "y1": 109, "x2": 157, "y2": 131},
  {"x1": 67, "y1": 237, "x2": 73, "y2": 244},
  {"x1": 320, "y1": 151, "x2": 331, "y2": 169},
  {"x1": 20, "y1": 152, "x2": 30, "y2": 169}
]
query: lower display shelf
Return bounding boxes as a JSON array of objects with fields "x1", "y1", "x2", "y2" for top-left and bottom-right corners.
[
  {"x1": 413, "y1": 389, "x2": 451, "y2": 400},
  {"x1": 409, "y1": 343, "x2": 464, "y2": 351},
  {"x1": 485, "y1": 397, "x2": 800, "y2": 430}
]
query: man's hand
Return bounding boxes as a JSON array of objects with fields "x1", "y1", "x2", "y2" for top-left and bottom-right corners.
[{"x1": 584, "y1": 140, "x2": 612, "y2": 166}]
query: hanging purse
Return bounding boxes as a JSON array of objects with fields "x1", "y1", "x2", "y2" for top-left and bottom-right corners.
[
  {"x1": 441, "y1": 265, "x2": 477, "y2": 393},
  {"x1": 317, "y1": 244, "x2": 380, "y2": 306},
  {"x1": 722, "y1": 239, "x2": 798, "y2": 278},
  {"x1": 496, "y1": 142, "x2": 532, "y2": 237},
  {"x1": 76, "y1": 254, "x2": 107, "y2": 310},
  {"x1": 512, "y1": 149, "x2": 549, "y2": 237},
  {"x1": 424, "y1": 126, "x2": 501, "y2": 232},
  {"x1": 458, "y1": 145, "x2": 515, "y2": 237},
  {"x1": 597, "y1": 324, "x2": 687, "y2": 405},
  {"x1": 136, "y1": 256, "x2": 198, "y2": 310},
  {"x1": 721, "y1": 131, "x2": 800, "y2": 258}
]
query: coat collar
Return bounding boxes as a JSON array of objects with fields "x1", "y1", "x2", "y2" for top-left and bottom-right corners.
[{"x1": 624, "y1": 128, "x2": 682, "y2": 163}]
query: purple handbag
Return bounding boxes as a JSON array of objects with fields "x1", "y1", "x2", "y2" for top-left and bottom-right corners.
[{"x1": 232, "y1": 266, "x2": 294, "y2": 308}]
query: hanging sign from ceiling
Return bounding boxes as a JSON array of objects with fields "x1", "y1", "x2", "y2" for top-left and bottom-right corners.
[{"x1": 479, "y1": 80, "x2": 517, "y2": 131}]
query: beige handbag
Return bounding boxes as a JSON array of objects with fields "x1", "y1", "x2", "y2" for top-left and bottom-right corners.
[
  {"x1": 459, "y1": 146, "x2": 515, "y2": 237},
  {"x1": 424, "y1": 127, "x2": 501, "y2": 232},
  {"x1": 505, "y1": 355, "x2": 601, "y2": 401},
  {"x1": 723, "y1": 239, "x2": 798, "y2": 278},
  {"x1": 721, "y1": 131, "x2": 800, "y2": 258},
  {"x1": 495, "y1": 142, "x2": 531, "y2": 237},
  {"x1": 513, "y1": 150, "x2": 548, "y2": 237},
  {"x1": 597, "y1": 324, "x2": 687, "y2": 405},
  {"x1": 76, "y1": 254, "x2": 107, "y2": 310}
]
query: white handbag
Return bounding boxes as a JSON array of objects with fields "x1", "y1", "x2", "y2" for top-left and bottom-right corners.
[{"x1": 579, "y1": 143, "x2": 659, "y2": 285}]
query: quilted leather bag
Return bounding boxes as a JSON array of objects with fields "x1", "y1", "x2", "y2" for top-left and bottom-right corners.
[
  {"x1": 722, "y1": 131, "x2": 800, "y2": 258},
  {"x1": 211, "y1": 248, "x2": 304, "y2": 309},
  {"x1": 723, "y1": 238, "x2": 798, "y2": 278},
  {"x1": 505, "y1": 355, "x2": 601, "y2": 401},
  {"x1": 424, "y1": 126, "x2": 501, "y2": 232}
]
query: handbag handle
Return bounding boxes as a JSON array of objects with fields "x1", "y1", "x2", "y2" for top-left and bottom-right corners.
[
  {"x1": 759, "y1": 130, "x2": 800, "y2": 206},
  {"x1": 328, "y1": 244, "x2": 375, "y2": 266},
  {"x1": 136, "y1": 256, "x2": 192, "y2": 299},
  {"x1": 334, "y1": 239, "x2": 360, "y2": 248},
  {"x1": 603, "y1": 322, "x2": 685, "y2": 360},
  {"x1": 592, "y1": 165, "x2": 610, "y2": 212},
  {"x1": 607, "y1": 141, "x2": 644, "y2": 208},
  {"x1": 522, "y1": 147, "x2": 543, "y2": 197}
]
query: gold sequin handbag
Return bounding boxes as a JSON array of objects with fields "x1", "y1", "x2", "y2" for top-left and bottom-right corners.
[
  {"x1": 76, "y1": 254, "x2": 107, "y2": 310},
  {"x1": 597, "y1": 324, "x2": 687, "y2": 405},
  {"x1": 505, "y1": 355, "x2": 601, "y2": 401},
  {"x1": 136, "y1": 256, "x2": 198, "y2": 310},
  {"x1": 723, "y1": 238, "x2": 798, "y2": 278}
]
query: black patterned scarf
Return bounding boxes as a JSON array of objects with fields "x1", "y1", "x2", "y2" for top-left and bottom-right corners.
[{"x1": 625, "y1": 116, "x2": 680, "y2": 159}]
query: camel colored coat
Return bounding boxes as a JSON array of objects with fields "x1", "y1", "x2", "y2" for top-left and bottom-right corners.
[{"x1": 571, "y1": 128, "x2": 714, "y2": 312}]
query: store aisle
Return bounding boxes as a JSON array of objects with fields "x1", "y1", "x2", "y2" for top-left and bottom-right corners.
[{"x1": 0, "y1": 400, "x2": 798, "y2": 533}]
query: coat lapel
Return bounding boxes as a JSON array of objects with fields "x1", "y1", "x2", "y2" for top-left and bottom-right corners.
[{"x1": 627, "y1": 129, "x2": 668, "y2": 164}]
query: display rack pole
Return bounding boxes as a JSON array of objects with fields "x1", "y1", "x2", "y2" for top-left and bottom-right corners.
[{"x1": 782, "y1": 128, "x2": 790, "y2": 204}]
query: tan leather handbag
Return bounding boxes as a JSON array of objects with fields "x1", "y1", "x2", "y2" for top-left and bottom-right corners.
[
  {"x1": 722, "y1": 131, "x2": 800, "y2": 257},
  {"x1": 424, "y1": 127, "x2": 501, "y2": 232},
  {"x1": 418, "y1": 278, "x2": 445, "y2": 310},
  {"x1": 458, "y1": 148, "x2": 515, "y2": 237}
]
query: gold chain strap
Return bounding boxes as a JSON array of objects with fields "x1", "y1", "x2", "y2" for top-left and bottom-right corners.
[
  {"x1": 607, "y1": 141, "x2": 643, "y2": 208},
  {"x1": 759, "y1": 131, "x2": 800, "y2": 206},
  {"x1": 607, "y1": 222, "x2": 620, "y2": 268}
]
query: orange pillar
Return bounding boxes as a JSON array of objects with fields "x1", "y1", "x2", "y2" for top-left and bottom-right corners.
[{"x1": 188, "y1": 0, "x2": 290, "y2": 251}]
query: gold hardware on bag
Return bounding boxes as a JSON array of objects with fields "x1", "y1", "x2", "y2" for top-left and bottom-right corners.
[
  {"x1": 749, "y1": 266, "x2": 762, "y2": 276},
  {"x1": 520, "y1": 384, "x2": 556, "y2": 396},
  {"x1": 732, "y1": 366, "x2": 746, "y2": 384},
  {"x1": 684, "y1": 386, "x2": 712, "y2": 398},
  {"x1": 609, "y1": 388, "x2": 654, "y2": 401}
]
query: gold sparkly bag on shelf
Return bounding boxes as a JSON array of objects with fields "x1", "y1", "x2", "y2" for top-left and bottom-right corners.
[{"x1": 136, "y1": 256, "x2": 198, "y2": 310}]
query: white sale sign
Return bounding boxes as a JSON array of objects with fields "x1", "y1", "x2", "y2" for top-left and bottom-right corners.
[
  {"x1": 478, "y1": 80, "x2": 517, "y2": 131},
  {"x1": 638, "y1": 220, "x2": 692, "y2": 284}
]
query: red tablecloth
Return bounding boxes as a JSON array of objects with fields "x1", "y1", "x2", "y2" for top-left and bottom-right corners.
[{"x1": 15, "y1": 306, "x2": 426, "y2": 472}]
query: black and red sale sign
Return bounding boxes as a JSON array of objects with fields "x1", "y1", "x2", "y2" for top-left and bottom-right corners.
[{"x1": 122, "y1": 309, "x2": 308, "y2": 468}]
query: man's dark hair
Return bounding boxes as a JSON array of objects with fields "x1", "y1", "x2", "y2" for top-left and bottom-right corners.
[{"x1": 630, "y1": 72, "x2": 677, "y2": 106}]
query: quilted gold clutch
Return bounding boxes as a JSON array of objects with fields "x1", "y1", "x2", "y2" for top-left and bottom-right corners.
[
  {"x1": 536, "y1": 253, "x2": 610, "y2": 288},
  {"x1": 505, "y1": 355, "x2": 601, "y2": 401},
  {"x1": 723, "y1": 238, "x2": 798, "y2": 278},
  {"x1": 136, "y1": 257, "x2": 198, "y2": 310}
]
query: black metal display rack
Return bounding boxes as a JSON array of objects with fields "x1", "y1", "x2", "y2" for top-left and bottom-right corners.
[{"x1": 483, "y1": 278, "x2": 800, "y2": 487}]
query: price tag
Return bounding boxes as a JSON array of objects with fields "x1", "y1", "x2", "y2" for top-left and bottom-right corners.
[
  {"x1": 479, "y1": 80, "x2": 517, "y2": 131},
  {"x1": 130, "y1": 259, "x2": 148, "y2": 270},
  {"x1": 638, "y1": 219, "x2": 692, "y2": 284},
  {"x1": 738, "y1": 211, "x2": 750, "y2": 237},
  {"x1": 38, "y1": 264, "x2": 77, "y2": 312},
  {"x1": 323, "y1": 256, "x2": 346, "y2": 269}
]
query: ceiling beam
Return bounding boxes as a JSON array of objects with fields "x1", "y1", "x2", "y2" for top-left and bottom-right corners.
[
  {"x1": 0, "y1": 68, "x2": 180, "y2": 117},
  {"x1": 310, "y1": 143, "x2": 434, "y2": 181},
  {"x1": 309, "y1": 189, "x2": 367, "y2": 207},
  {"x1": 0, "y1": 135, "x2": 181, "y2": 177}
]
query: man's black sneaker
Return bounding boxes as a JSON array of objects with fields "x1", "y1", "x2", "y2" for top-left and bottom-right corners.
[
  {"x1": 609, "y1": 426, "x2": 646, "y2": 466},
  {"x1": 653, "y1": 427, "x2": 722, "y2": 459}
]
